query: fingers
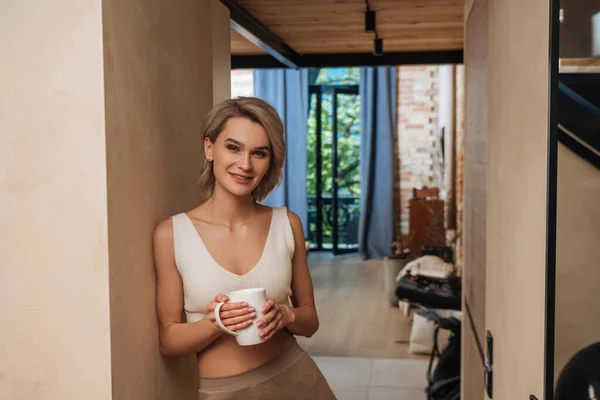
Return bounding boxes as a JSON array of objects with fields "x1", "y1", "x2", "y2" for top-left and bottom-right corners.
[
  {"x1": 206, "y1": 292, "x2": 256, "y2": 332},
  {"x1": 208, "y1": 309, "x2": 256, "y2": 332},
  {"x1": 256, "y1": 306, "x2": 278, "y2": 328},
  {"x1": 219, "y1": 306, "x2": 255, "y2": 320},
  {"x1": 221, "y1": 302, "x2": 250, "y2": 312},
  {"x1": 260, "y1": 312, "x2": 282, "y2": 339},
  {"x1": 261, "y1": 299, "x2": 276, "y2": 313},
  {"x1": 227, "y1": 319, "x2": 255, "y2": 332},
  {"x1": 221, "y1": 309, "x2": 257, "y2": 327},
  {"x1": 207, "y1": 300, "x2": 248, "y2": 313},
  {"x1": 207, "y1": 294, "x2": 229, "y2": 312},
  {"x1": 215, "y1": 294, "x2": 229, "y2": 303},
  {"x1": 264, "y1": 320, "x2": 284, "y2": 340}
]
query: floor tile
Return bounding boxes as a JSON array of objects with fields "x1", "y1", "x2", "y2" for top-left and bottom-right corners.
[
  {"x1": 369, "y1": 358, "x2": 429, "y2": 388},
  {"x1": 329, "y1": 385, "x2": 369, "y2": 400},
  {"x1": 314, "y1": 356, "x2": 373, "y2": 387},
  {"x1": 368, "y1": 386, "x2": 427, "y2": 400}
]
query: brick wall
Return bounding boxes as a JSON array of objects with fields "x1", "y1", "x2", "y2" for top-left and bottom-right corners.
[
  {"x1": 455, "y1": 65, "x2": 465, "y2": 268},
  {"x1": 395, "y1": 65, "x2": 441, "y2": 237},
  {"x1": 231, "y1": 69, "x2": 254, "y2": 98}
]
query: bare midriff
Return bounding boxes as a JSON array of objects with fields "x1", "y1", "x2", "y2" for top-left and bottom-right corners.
[{"x1": 197, "y1": 329, "x2": 296, "y2": 377}]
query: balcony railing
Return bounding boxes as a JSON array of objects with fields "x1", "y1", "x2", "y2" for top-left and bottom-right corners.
[{"x1": 307, "y1": 194, "x2": 360, "y2": 250}]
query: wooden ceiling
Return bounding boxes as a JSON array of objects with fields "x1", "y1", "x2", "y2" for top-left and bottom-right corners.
[{"x1": 230, "y1": 0, "x2": 464, "y2": 56}]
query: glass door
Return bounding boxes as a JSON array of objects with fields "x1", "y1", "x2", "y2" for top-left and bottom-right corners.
[
  {"x1": 331, "y1": 89, "x2": 360, "y2": 254},
  {"x1": 307, "y1": 85, "x2": 360, "y2": 254}
]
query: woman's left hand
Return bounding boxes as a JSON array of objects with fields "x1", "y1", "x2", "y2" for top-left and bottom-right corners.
[{"x1": 256, "y1": 299, "x2": 296, "y2": 340}]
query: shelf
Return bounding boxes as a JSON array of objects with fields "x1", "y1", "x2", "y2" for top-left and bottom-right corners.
[{"x1": 559, "y1": 58, "x2": 600, "y2": 74}]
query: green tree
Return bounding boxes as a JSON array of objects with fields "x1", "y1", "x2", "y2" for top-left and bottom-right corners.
[{"x1": 306, "y1": 68, "x2": 361, "y2": 246}]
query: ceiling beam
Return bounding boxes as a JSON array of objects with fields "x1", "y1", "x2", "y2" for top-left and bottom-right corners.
[
  {"x1": 220, "y1": 0, "x2": 301, "y2": 69},
  {"x1": 231, "y1": 50, "x2": 464, "y2": 69}
]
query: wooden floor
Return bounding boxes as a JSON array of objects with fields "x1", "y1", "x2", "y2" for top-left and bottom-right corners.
[{"x1": 296, "y1": 253, "x2": 426, "y2": 360}]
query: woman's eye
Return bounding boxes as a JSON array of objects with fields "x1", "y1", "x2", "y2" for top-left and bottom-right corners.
[
  {"x1": 227, "y1": 145, "x2": 239, "y2": 152},
  {"x1": 254, "y1": 151, "x2": 268, "y2": 158}
]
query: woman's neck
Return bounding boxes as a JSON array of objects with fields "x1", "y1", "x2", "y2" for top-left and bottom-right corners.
[{"x1": 203, "y1": 184, "x2": 258, "y2": 226}]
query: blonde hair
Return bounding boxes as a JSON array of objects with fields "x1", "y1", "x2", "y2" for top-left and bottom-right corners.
[{"x1": 198, "y1": 97, "x2": 285, "y2": 203}]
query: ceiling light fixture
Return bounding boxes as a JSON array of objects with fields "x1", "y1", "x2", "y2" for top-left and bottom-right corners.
[
  {"x1": 365, "y1": 0, "x2": 383, "y2": 55},
  {"x1": 365, "y1": 0, "x2": 376, "y2": 33},
  {"x1": 373, "y1": 35, "x2": 383, "y2": 56}
]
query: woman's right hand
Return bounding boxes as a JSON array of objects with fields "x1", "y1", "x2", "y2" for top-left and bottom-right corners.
[{"x1": 207, "y1": 294, "x2": 257, "y2": 333}]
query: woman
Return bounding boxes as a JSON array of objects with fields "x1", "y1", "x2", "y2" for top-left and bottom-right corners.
[{"x1": 153, "y1": 97, "x2": 336, "y2": 399}]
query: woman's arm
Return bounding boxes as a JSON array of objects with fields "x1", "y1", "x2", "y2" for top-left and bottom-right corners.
[
  {"x1": 153, "y1": 219, "x2": 255, "y2": 357},
  {"x1": 257, "y1": 211, "x2": 319, "y2": 339},
  {"x1": 285, "y1": 211, "x2": 319, "y2": 337}
]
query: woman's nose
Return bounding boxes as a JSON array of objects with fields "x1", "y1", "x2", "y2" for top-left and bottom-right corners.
[{"x1": 237, "y1": 153, "x2": 252, "y2": 171}]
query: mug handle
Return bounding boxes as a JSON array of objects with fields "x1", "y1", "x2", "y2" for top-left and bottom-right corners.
[{"x1": 213, "y1": 302, "x2": 239, "y2": 336}]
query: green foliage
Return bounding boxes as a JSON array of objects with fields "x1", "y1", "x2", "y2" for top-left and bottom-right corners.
[
  {"x1": 306, "y1": 68, "x2": 361, "y2": 246},
  {"x1": 307, "y1": 93, "x2": 361, "y2": 196},
  {"x1": 314, "y1": 67, "x2": 360, "y2": 85}
]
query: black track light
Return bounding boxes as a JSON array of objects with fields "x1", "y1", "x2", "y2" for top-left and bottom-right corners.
[
  {"x1": 365, "y1": 10, "x2": 376, "y2": 32},
  {"x1": 374, "y1": 37, "x2": 383, "y2": 56}
]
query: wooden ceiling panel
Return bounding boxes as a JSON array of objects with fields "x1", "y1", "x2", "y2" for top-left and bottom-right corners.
[
  {"x1": 230, "y1": 0, "x2": 464, "y2": 55},
  {"x1": 290, "y1": 38, "x2": 464, "y2": 54},
  {"x1": 231, "y1": 30, "x2": 267, "y2": 55}
]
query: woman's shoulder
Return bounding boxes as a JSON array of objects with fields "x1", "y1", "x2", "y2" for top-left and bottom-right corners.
[
  {"x1": 259, "y1": 205, "x2": 298, "y2": 222},
  {"x1": 261, "y1": 206, "x2": 303, "y2": 234},
  {"x1": 153, "y1": 210, "x2": 192, "y2": 243},
  {"x1": 154, "y1": 216, "x2": 176, "y2": 243},
  {"x1": 256, "y1": 204, "x2": 284, "y2": 216},
  {"x1": 285, "y1": 209, "x2": 302, "y2": 229}
]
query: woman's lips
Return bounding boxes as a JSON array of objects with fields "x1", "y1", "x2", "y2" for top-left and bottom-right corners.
[{"x1": 229, "y1": 172, "x2": 253, "y2": 184}]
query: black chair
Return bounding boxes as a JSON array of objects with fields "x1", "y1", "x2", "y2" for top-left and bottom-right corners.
[{"x1": 555, "y1": 342, "x2": 600, "y2": 400}]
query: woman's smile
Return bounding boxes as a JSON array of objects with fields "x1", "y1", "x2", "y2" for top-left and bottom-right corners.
[{"x1": 229, "y1": 172, "x2": 254, "y2": 185}]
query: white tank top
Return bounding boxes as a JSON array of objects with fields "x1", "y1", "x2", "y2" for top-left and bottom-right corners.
[{"x1": 170, "y1": 207, "x2": 294, "y2": 323}]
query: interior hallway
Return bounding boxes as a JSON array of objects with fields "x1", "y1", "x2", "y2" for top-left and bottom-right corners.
[
  {"x1": 296, "y1": 253, "x2": 425, "y2": 359},
  {"x1": 297, "y1": 253, "x2": 429, "y2": 399}
]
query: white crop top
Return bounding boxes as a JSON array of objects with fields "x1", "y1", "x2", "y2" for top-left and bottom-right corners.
[{"x1": 171, "y1": 207, "x2": 294, "y2": 323}]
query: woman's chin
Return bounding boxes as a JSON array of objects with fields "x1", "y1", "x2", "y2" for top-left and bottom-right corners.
[{"x1": 223, "y1": 183, "x2": 255, "y2": 199}]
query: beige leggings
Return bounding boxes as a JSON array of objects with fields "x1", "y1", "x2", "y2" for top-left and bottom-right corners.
[{"x1": 198, "y1": 342, "x2": 336, "y2": 400}]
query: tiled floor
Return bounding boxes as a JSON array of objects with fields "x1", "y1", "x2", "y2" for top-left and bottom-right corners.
[{"x1": 313, "y1": 356, "x2": 429, "y2": 400}]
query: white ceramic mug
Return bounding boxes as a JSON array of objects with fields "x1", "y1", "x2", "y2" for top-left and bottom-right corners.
[{"x1": 214, "y1": 288, "x2": 267, "y2": 346}]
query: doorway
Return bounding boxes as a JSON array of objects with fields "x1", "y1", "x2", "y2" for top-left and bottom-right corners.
[{"x1": 307, "y1": 74, "x2": 361, "y2": 254}]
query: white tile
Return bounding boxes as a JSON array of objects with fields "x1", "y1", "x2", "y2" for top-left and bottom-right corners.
[
  {"x1": 330, "y1": 385, "x2": 369, "y2": 400},
  {"x1": 369, "y1": 358, "x2": 429, "y2": 388},
  {"x1": 313, "y1": 356, "x2": 373, "y2": 387},
  {"x1": 368, "y1": 387, "x2": 427, "y2": 400}
]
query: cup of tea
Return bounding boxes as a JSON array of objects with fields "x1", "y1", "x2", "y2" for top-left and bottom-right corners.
[{"x1": 214, "y1": 288, "x2": 267, "y2": 346}]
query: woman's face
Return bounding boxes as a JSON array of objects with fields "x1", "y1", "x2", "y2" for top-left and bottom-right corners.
[{"x1": 205, "y1": 117, "x2": 271, "y2": 199}]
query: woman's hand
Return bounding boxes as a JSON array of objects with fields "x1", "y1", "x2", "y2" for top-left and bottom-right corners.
[
  {"x1": 256, "y1": 299, "x2": 296, "y2": 340},
  {"x1": 207, "y1": 294, "x2": 257, "y2": 333}
]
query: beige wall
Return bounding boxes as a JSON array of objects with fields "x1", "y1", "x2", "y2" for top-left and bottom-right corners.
[
  {"x1": 463, "y1": 0, "x2": 551, "y2": 398},
  {"x1": 485, "y1": 0, "x2": 550, "y2": 397},
  {"x1": 462, "y1": 0, "x2": 488, "y2": 396},
  {"x1": 554, "y1": 143, "x2": 600, "y2": 382},
  {"x1": 1, "y1": 1, "x2": 230, "y2": 399},
  {"x1": 0, "y1": 1, "x2": 112, "y2": 399},
  {"x1": 103, "y1": 0, "x2": 230, "y2": 399},
  {"x1": 212, "y1": 2, "x2": 232, "y2": 105}
]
